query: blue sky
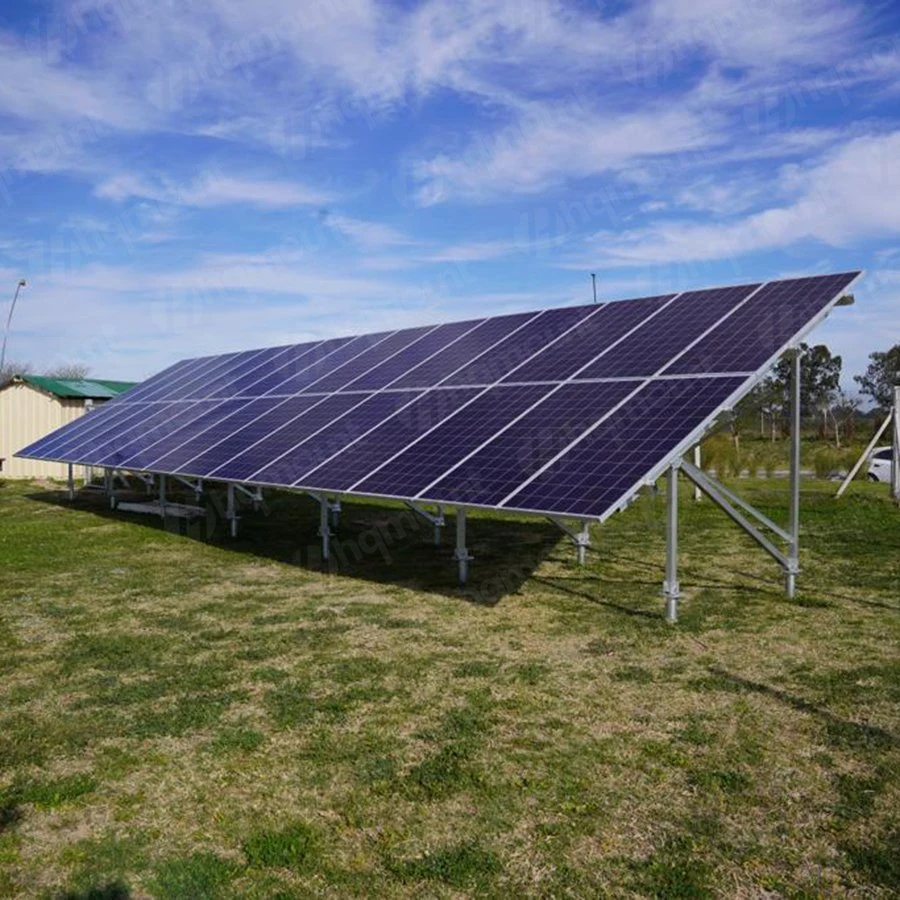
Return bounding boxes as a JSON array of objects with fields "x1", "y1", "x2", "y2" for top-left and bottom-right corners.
[{"x1": 0, "y1": 0, "x2": 898, "y2": 388}]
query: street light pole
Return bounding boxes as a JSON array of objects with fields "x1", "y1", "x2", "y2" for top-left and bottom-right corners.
[{"x1": 0, "y1": 279, "x2": 27, "y2": 377}]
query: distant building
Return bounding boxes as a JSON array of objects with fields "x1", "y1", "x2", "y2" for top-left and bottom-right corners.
[{"x1": 0, "y1": 375, "x2": 136, "y2": 479}]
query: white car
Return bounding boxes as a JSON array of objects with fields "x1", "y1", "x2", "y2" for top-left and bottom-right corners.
[{"x1": 867, "y1": 446, "x2": 894, "y2": 483}]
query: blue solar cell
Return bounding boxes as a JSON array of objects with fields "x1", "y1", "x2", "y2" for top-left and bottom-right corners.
[
  {"x1": 96, "y1": 399, "x2": 252, "y2": 470},
  {"x1": 145, "y1": 397, "x2": 287, "y2": 473},
  {"x1": 668, "y1": 273, "x2": 858, "y2": 375},
  {"x1": 304, "y1": 326, "x2": 434, "y2": 393},
  {"x1": 250, "y1": 391, "x2": 423, "y2": 487},
  {"x1": 505, "y1": 377, "x2": 745, "y2": 517},
  {"x1": 18, "y1": 402, "x2": 130, "y2": 459},
  {"x1": 183, "y1": 345, "x2": 299, "y2": 399},
  {"x1": 234, "y1": 337, "x2": 351, "y2": 397},
  {"x1": 16, "y1": 272, "x2": 860, "y2": 524},
  {"x1": 111, "y1": 358, "x2": 198, "y2": 405},
  {"x1": 421, "y1": 381, "x2": 634, "y2": 507},
  {"x1": 65, "y1": 402, "x2": 211, "y2": 466},
  {"x1": 580, "y1": 284, "x2": 760, "y2": 378},
  {"x1": 297, "y1": 388, "x2": 481, "y2": 492},
  {"x1": 205, "y1": 393, "x2": 367, "y2": 482},
  {"x1": 504, "y1": 295, "x2": 673, "y2": 383},
  {"x1": 177, "y1": 395, "x2": 325, "y2": 478},
  {"x1": 138, "y1": 349, "x2": 262, "y2": 403},
  {"x1": 343, "y1": 319, "x2": 481, "y2": 391},
  {"x1": 389, "y1": 312, "x2": 536, "y2": 389},
  {"x1": 38, "y1": 402, "x2": 172, "y2": 461},
  {"x1": 263, "y1": 332, "x2": 395, "y2": 395},
  {"x1": 444, "y1": 306, "x2": 595, "y2": 386},
  {"x1": 354, "y1": 384, "x2": 555, "y2": 498}
]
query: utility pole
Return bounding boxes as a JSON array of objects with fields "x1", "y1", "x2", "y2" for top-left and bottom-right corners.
[
  {"x1": 591, "y1": 273, "x2": 597, "y2": 304},
  {"x1": 0, "y1": 279, "x2": 27, "y2": 376}
]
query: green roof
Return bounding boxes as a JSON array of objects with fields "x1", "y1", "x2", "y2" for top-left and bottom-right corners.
[{"x1": 12, "y1": 375, "x2": 137, "y2": 400}]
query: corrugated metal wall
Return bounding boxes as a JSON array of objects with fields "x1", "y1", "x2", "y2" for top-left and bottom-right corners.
[{"x1": 0, "y1": 383, "x2": 91, "y2": 479}]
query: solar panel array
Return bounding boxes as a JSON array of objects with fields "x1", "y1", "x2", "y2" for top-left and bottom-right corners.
[{"x1": 18, "y1": 272, "x2": 859, "y2": 520}]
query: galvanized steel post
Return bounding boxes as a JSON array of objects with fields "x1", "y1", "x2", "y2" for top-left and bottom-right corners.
[
  {"x1": 664, "y1": 464, "x2": 680, "y2": 623},
  {"x1": 454, "y1": 507, "x2": 473, "y2": 585},
  {"x1": 786, "y1": 349, "x2": 802, "y2": 598}
]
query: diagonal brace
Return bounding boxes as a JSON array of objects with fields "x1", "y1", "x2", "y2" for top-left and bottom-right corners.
[
  {"x1": 680, "y1": 461, "x2": 792, "y2": 572},
  {"x1": 405, "y1": 501, "x2": 445, "y2": 545},
  {"x1": 681, "y1": 461, "x2": 790, "y2": 542}
]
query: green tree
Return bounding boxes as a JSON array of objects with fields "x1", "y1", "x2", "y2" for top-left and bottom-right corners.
[
  {"x1": 738, "y1": 343, "x2": 842, "y2": 437},
  {"x1": 854, "y1": 344, "x2": 900, "y2": 411}
]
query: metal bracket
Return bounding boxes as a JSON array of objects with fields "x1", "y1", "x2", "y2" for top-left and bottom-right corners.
[
  {"x1": 132, "y1": 472, "x2": 155, "y2": 494},
  {"x1": 406, "y1": 501, "x2": 445, "y2": 545},
  {"x1": 328, "y1": 497, "x2": 340, "y2": 529},
  {"x1": 172, "y1": 475, "x2": 204, "y2": 500},
  {"x1": 308, "y1": 492, "x2": 332, "y2": 562},
  {"x1": 547, "y1": 516, "x2": 591, "y2": 565},
  {"x1": 233, "y1": 483, "x2": 263, "y2": 510}
]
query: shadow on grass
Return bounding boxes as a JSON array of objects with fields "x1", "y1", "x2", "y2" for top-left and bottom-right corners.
[
  {"x1": 531, "y1": 575, "x2": 660, "y2": 620},
  {"x1": 0, "y1": 803, "x2": 21, "y2": 832},
  {"x1": 707, "y1": 667, "x2": 897, "y2": 751},
  {"x1": 27, "y1": 486, "x2": 563, "y2": 607},
  {"x1": 56, "y1": 884, "x2": 130, "y2": 900}
]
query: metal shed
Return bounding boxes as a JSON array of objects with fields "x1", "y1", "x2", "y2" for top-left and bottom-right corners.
[{"x1": 0, "y1": 375, "x2": 136, "y2": 479}]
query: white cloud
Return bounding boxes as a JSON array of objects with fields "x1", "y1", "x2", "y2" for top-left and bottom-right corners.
[
  {"x1": 7, "y1": 243, "x2": 579, "y2": 379},
  {"x1": 323, "y1": 214, "x2": 420, "y2": 249},
  {"x1": 641, "y1": 0, "x2": 861, "y2": 69},
  {"x1": 95, "y1": 173, "x2": 335, "y2": 208},
  {"x1": 413, "y1": 103, "x2": 722, "y2": 203},
  {"x1": 580, "y1": 131, "x2": 900, "y2": 266}
]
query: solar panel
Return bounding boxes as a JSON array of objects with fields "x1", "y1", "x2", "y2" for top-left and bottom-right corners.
[{"x1": 17, "y1": 271, "x2": 860, "y2": 523}]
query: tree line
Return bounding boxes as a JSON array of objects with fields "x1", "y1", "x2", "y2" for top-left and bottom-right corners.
[
  {"x1": 736, "y1": 342, "x2": 899, "y2": 447},
  {"x1": 0, "y1": 362, "x2": 92, "y2": 387}
]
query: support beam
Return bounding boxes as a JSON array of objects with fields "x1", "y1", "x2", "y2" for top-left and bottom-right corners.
[
  {"x1": 67, "y1": 463, "x2": 75, "y2": 501},
  {"x1": 233, "y1": 483, "x2": 262, "y2": 509},
  {"x1": 317, "y1": 494, "x2": 331, "y2": 563},
  {"x1": 786, "y1": 348, "x2": 802, "y2": 599},
  {"x1": 405, "y1": 501, "x2": 445, "y2": 545},
  {"x1": 329, "y1": 497, "x2": 341, "y2": 530},
  {"x1": 454, "y1": 507, "x2": 473, "y2": 584},
  {"x1": 681, "y1": 462, "x2": 790, "y2": 570},
  {"x1": 836, "y1": 409, "x2": 893, "y2": 498},
  {"x1": 687, "y1": 463, "x2": 791, "y2": 542},
  {"x1": 664, "y1": 464, "x2": 680, "y2": 623},
  {"x1": 104, "y1": 468, "x2": 116, "y2": 509},
  {"x1": 693, "y1": 445, "x2": 702, "y2": 502},
  {"x1": 159, "y1": 473, "x2": 167, "y2": 520},
  {"x1": 893, "y1": 386, "x2": 900, "y2": 502},
  {"x1": 170, "y1": 475, "x2": 204, "y2": 502},
  {"x1": 577, "y1": 520, "x2": 590, "y2": 566},
  {"x1": 226, "y1": 483, "x2": 238, "y2": 538}
]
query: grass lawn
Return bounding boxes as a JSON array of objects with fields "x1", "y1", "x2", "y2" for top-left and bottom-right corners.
[{"x1": 0, "y1": 476, "x2": 898, "y2": 898}]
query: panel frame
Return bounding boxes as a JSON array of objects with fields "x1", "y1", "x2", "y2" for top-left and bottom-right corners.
[
  {"x1": 16, "y1": 272, "x2": 861, "y2": 527},
  {"x1": 493, "y1": 273, "x2": 862, "y2": 520}
]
